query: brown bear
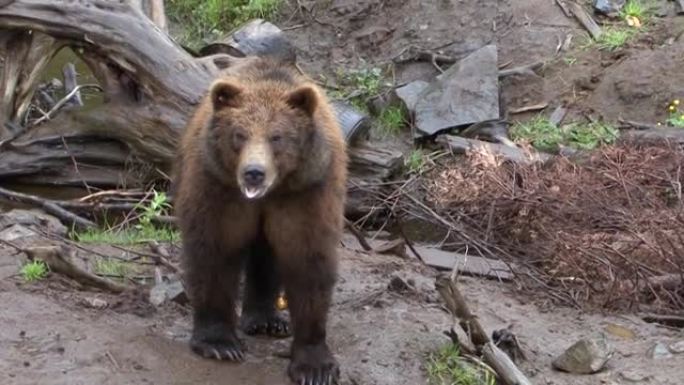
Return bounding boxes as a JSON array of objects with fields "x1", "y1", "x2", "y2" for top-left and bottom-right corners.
[{"x1": 173, "y1": 56, "x2": 348, "y2": 385}]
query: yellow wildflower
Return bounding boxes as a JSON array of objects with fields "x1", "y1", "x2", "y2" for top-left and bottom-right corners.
[{"x1": 674, "y1": 99, "x2": 681, "y2": 106}]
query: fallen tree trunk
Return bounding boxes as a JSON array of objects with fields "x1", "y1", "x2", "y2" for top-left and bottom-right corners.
[
  {"x1": 0, "y1": 0, "x2": 397, "y2": 220},
  {"x1": 0, "y1": 0, "x2": 229, "y2": 167}
]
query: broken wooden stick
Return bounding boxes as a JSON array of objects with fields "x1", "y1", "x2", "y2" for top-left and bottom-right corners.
[
  {"x1": 0, "y1": 186, "x2": 95, "y2": 229},
  {"x1": 344, "y1": 218, "x2": 373, "y2": 251},
  {"x1": 498, "y1": 61, "x2": 544, "y2": 78},
  {"x1": 436, "y1": 275, "x2": 533, "y2": 385},
  {"x1": 24, "y1": 245, "x2": 131, "y2": 293},
  {"x1": 567, "y1": 1, "x2": 602, "y2": 39}
]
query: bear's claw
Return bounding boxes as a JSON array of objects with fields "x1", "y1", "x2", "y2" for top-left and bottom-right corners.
[
  {"x1": 241, "y1": 312, "x2": 291, "y2": 338},
  {"x1": 288, "y1": 344, "x2": 339, "y2": 385},
  {"x1": 190, "y1": 338, "x2": 245, "y2": 362}
]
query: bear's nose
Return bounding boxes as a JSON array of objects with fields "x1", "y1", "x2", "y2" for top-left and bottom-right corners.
[{"x1": 243, "y1": 165, "x2": 266, "y2": 186}]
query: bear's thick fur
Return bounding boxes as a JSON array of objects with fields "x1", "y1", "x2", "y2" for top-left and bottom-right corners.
[{"x1": 173, "y1": 57, "x2": 347, "y2": 385}]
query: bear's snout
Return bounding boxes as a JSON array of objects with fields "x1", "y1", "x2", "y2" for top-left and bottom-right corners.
[
  {"x1": 236, "y1": 141, "x2": 277, "y2": 200},
  {"x1": 243, "y1": 165, "x2": 266, "y2": 187}
]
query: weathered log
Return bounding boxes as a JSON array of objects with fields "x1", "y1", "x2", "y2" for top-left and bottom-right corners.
[
  {"x1": 0, "y1": 30, "x2": 62, "y2": 133},
  {"x1": 61, "y1": 63, "x2": 83, "y2": 108},
  {"x1": 0, "y1": 135, "x2": 136, "y2": 187},
  {"x1": 0, "y1": 185, "x2": 95, "y2": 229},
  {"x1": 24, "y1": 245, "x2": 131, "y2": 293},
  {"x1": 0, "y1": 0, "x2": 398, "y2": 222},
  {"x1": 0, "y1": 0, "x2": 226, "y2": 167},
  {"x1": 567, "y1": 1, "x2": 602, "y2": 39},
  {"x1": 438, "y1": 135, "x2": 551, "y2": 164}
]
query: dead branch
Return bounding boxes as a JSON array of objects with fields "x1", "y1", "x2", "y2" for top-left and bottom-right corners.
[
  {"x1": 438, "y1": 135, "x2": 551, "y2": 164},
  {"x1": 567, "y1": 1, "x2": 602, "y2": 39},
  {"x1": 344, "y1": 218, "x2": 373, "y2": 251},
  {"x1": 24, "y1": 245, "x2": 131, "y2": 293},
  {"x1": 498, "y1": 61, "x2": 545, "y2": 78},
  {"x1": 0, "y1": 186, "x2": 95, "y2": 229},
  {"x1": 436, "y1": 275, "x2": 533, "y2": 385}
]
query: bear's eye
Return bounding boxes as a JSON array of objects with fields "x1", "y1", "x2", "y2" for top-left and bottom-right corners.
[
  {"x1": 270, "y1": 134, "x2": 283, "y2": 144},
  {"x1": 232, "y1": 131, "x2": 247, "y2": 147}
]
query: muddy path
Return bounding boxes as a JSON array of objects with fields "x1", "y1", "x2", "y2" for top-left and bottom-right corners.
[{"x1": 2, "y1": 234, "x2": 682, "y2": 385}]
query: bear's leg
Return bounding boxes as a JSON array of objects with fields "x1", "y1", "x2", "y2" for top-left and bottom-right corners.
[
  {"x1": 184, "y1": 237, "x2": 246, "y2": 362},
  {"x1": 240, "y1": 235, "x2": 291, "y2": 337},
  {"x1": 281, "y1": 255, "x2": 339, "y2": 385}
]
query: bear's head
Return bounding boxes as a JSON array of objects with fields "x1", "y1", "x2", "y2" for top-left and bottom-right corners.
[{"x1": 203, "y1": 77, "x2": 327, "y2": 200}]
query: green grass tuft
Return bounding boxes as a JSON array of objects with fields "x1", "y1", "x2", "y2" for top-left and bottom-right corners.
[
  {"x1": 167, "y1": 0, "x2": 282, "y2": 48},
  {"x1": 595, "y1": 28, "x2": 635, "y2": 51},
  {"x1": 20, "y1": 260, "x2": 49, "y2": 282},
  {"x1": 73, "y1": 227, "x2": 179, "y2": 245},
  {"x1": 375, "y1": 106, "x2": 406, "y2": 137},
  {"x1": 510, "y1": 116, "x2": 564, "y2": 152},
  {"x1": 426, "y1": 344, "x2": 496, "y2": 385},
  {"x1": 564, "y1": 121, "x2": 619, "y2": 150},
  {"x1": 667, "y1": 99, "x2": 684, "y2": 128},
  {"x1": 333, "y1": 66, "x2": 386, "y2": 111},
  {"x1": 93, "y1": 258, "x2": 136, "y2": 278},
  {"x1": 511, "y1": 116, "x2": 619, "y2": 152},
  {"x1": 621, "y1": 0, "x2": 648, "y2": 20},
  {"x1": 405, "y1": 149, "x2": 426, "y2": 173},
  {"x1": 71, "y1": 190, "x2": 179, "y2": 245}
]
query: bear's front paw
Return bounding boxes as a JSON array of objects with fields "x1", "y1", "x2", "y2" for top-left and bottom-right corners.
[
  {"x1": 288, "y1": 343, "x2": 339, "y2": 385},
  {"x1": 190, "y1": 330, "x2": 245, "y2": 362},
  {"x1": 241, "y1": 311, "x2": 291, "y2": 338}
]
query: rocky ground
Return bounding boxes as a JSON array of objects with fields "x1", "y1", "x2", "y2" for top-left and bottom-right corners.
[{"x1": 1, "y1": 221, "x2": 683, "y2": 385}]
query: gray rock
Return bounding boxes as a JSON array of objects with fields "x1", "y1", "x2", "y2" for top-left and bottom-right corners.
[
  {"x1": 394, "y1": 80, "x2": 429, "y2": 113},
  {"x1": 669, "y1": 340, "x2": 684, "y2": 354},
  {"x1": 594, "y1": 0, "x2": 626, "y2": 16},
  {"x1": 619, "y1": 370, "x2": 652, "y2": 383},
  {"x1": 647, "y1": 342, "x2": 673, "y2": 359},
  {"x1": 199, "y1": 19, "x2": 296, "y2": 64},
  {"x1": 414, "y1": 44, "x2": 499, "y2": 137},
  {"x1": 149, "y1": 280, "x2": 188, "y2": 307},
  {"x1": 0, "y1": 209, "x2": 67, "y2": 237},
  {"x1": 552, "y1": 334, "x2": 613, "y2": 374},
  {"x1": 0, "y1": 224, "x2": 35, "y2": 242}
]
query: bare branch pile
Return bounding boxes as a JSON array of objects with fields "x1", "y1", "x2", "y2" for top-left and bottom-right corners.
[{"x1": 423, "y1": 138, "x2": 684, "y2": 312}]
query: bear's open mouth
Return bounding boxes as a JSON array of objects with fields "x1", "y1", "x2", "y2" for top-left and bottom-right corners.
[{"x1": 242, "y1": 185, "x2": 267, "y2": 200}]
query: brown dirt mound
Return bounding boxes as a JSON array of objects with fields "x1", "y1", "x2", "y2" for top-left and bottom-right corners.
[{"x1": 426, "y1": 139, "x2": 684, "y2": 312}]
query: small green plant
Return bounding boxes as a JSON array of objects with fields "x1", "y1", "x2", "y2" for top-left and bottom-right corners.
[
  {"x1": 334, "y1": 66, "x2": 386, "y2": 111},
  {"x1": 667, "y1": 99, "x2": 684, "y2": 127},
  {"x1": 94, "y1": 258, "x2": 134, "y2": 278},
  {"x1": 376, "y1": 106, "x2": 406, "y2": 137},
  {"x1": 510, "y1": 116, "x2": 564, "y2": 152},
  {"x1": 564, "y1": 121, "x2": 619, "y2": 150},
  {"x1": 594, "y1": 28, "x2": 634, "y2": 51},
  {"x1": 72, "y1": 190, "x2": 179, "y2": 245},
  {"x1": 511, "y1": 116, "x2": 619, "y2": 151},
  {"x1": 405, "y1": 149, "x2": 426, "y2": 173},
  {"x1": 426, "y1": 344, "x2": 496, "y2": 385},
  {"x1": 20, "y1": 260, "x2": 49, "y2": 282},
  {"x1": 621, "y1": 0, "x2": 648, "y2": 20}
]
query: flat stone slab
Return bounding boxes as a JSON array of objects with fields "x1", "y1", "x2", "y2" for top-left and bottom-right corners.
[
  {"x1": 414, "y1": 245, "x2": 514, "y2": 281},
  {"x1": 414, "y1": 44, "x2": 500, "y2": 136}
]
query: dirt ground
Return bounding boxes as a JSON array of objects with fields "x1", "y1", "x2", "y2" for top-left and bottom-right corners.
[
  {"x1": 281, "y1": 0, "x2": 684, "y2": 125},
  {"x1": 2, "y1": 1, "x2": 684, "y2": 384},
  {"x1": 1, "y1": 234, "x2": 683, "y2": 385}
]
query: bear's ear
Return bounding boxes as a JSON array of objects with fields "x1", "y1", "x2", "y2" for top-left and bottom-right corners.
[
  {"x1": 286, "y1": 85, "x2": 318, "y2": 116},
  {"x1": 210, "y1": 79, "x2": 243, "y2": 110}
]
